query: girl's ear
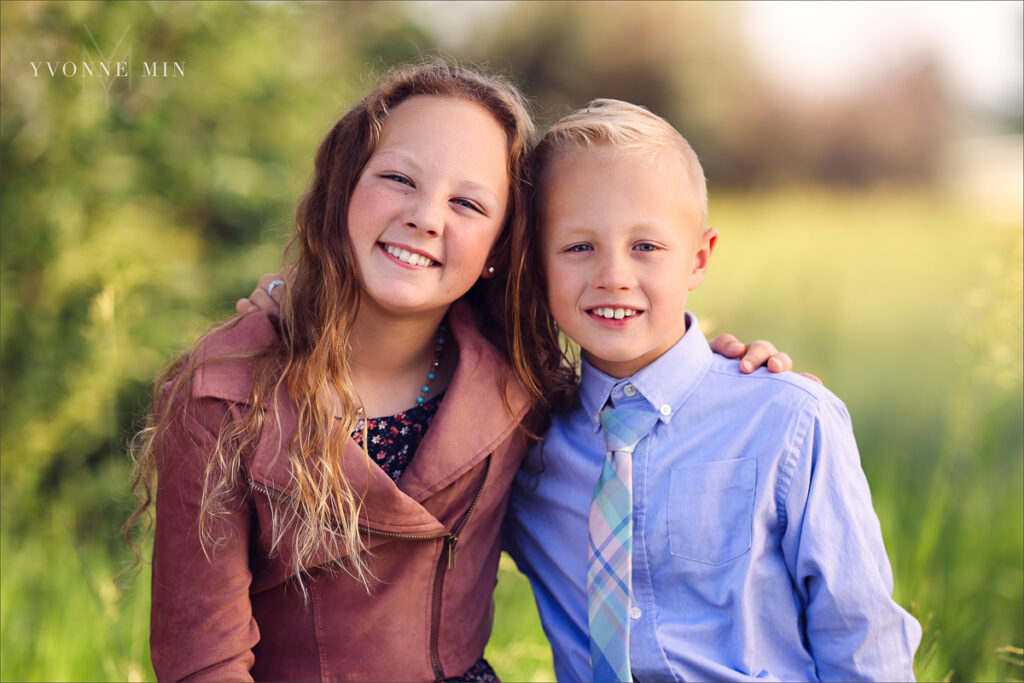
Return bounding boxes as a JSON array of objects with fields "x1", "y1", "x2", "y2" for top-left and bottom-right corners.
[
  {"x1": 480, "y1": 264, "x2": 497, "y2": 279},
  {"x1": 687, "y1": 226, "x2": 718, "y2": 291}
]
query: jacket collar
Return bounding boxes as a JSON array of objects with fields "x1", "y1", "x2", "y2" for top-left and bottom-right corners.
[{"x1": 191, "y1": 300, "x2": 531, "y2": 536}]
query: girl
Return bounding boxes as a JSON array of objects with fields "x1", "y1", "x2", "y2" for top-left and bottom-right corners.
[{"x1": 132, "y1": 60, "x2": 795, "y2": 682}]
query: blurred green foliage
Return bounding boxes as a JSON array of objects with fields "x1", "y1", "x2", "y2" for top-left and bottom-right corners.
[{"x1": 1, "y1": 2, "x2": 1021, "y2": 682}]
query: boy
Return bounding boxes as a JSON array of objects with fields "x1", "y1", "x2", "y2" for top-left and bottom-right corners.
[{"x1": 502, "y1": 99, "x2": 921, "y2": 682}]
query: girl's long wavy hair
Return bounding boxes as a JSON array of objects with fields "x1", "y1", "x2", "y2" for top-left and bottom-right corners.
[{"x1": 126, "y1": 60, "x2": 575, "y2": 587}]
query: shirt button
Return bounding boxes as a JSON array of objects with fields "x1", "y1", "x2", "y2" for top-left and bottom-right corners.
[
  {"x1": 623, "y1": 384, "x2": 637, "y2": 396},
  {"x1": 630, "y1": 606, "x2": 642, "y2": 620},
  {"x1": 593, "y1": 414, "x2": 600, "y2": 423},
  {"x1": 659, "y1": 404, "x2": 671, "y2": 416}
]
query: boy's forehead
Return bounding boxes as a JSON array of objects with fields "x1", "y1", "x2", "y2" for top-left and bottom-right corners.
[
  {"x1": 540, "y1": 146, "x2": 701, "y2": 226},
  {"x1": 543, "y1": 144, "x2": 685, "y2": 187}
]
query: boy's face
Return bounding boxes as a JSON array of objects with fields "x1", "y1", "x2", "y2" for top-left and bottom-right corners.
[{"x1": 541, "y1": 145, "x2": 716, "y2": 379}]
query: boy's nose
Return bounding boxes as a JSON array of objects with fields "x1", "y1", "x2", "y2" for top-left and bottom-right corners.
[{"x1": 593, "y1": 253, "x2": 637, "y2": 291}]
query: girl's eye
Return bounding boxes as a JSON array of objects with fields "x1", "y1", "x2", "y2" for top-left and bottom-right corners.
[
  {"x1": 567, "y1": 244, "x2": 592, "y2": 253},
  {"x1": 452, "y1": 198, "x2": 484, "y2": 214},
  {"x1": 634, "y1": 243, "x2": 658, "y2": 252},
  {"x1": 382, "y1": 174, "x2": 413, "y2": 187}
]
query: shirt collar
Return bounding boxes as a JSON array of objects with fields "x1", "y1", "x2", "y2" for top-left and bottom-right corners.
[{"x1": 578, "y1": 311, "x2": 713, "y2": 430}]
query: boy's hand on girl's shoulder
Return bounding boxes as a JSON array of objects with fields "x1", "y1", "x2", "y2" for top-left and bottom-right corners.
[
  {"x1": 710, "y1": 333, "x2": 823, "y2": 385},
  {"x1": 236, "y1": 271, "x2": 288, "y2": 316}
]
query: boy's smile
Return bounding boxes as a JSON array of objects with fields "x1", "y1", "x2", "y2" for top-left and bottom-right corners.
[{"x1": 541, "y1": 145, "x2": 716, "y2": 379}]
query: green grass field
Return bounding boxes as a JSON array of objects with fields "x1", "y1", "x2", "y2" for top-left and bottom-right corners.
[{"x1": 2, "y1": 189, "x2": 1021, "y2": 682}]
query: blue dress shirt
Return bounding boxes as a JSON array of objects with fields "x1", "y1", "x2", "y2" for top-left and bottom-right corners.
[{"x1": 503, "y1": 313, "x2": 921, "y2": 682}]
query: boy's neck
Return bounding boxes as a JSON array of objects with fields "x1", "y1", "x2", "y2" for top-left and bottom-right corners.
[{"x1": 582, "y1": 316, "x2": 690, "y2": 380}]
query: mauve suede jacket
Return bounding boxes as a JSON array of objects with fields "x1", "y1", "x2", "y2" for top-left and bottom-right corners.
[{"x1": 150, "y1": 301, "x2": 533, "y2": 682}]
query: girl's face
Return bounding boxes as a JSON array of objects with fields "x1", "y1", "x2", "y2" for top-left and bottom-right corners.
[{"x1": 347, "y1": 95, "x2": 510, "y2": 320}]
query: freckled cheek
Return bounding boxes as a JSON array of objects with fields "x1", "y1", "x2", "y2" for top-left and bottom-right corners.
[{"x1": 347, "y1": 186, "x2": 397, "y2": 237}]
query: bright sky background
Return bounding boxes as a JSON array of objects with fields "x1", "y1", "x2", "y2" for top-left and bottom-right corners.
[
  {"x1": 742, "y1": 1, "x2": 1023, "y2": 110},
  {"x1": 409, "y1": 1, "x2": 1022, "y2": 113}
]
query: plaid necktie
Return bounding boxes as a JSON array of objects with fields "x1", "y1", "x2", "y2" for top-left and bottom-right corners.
[{"x1": 588, "y1": 406, "x2": 659, "y2": 682}]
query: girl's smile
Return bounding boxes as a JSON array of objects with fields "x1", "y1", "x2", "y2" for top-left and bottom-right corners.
[
  {"x1": 347, "y1": 95, "x2": 509, "y2": 319},
  {"x1": 379, "y1": 242, "x2": 441, "y2": 268}
]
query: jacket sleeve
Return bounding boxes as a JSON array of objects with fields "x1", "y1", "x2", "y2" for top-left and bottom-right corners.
[
  {"x1": 150, "y1": 390, "x2": 260, "y2": 682},
  {"x1": 781, "y1": 395, "x2": 922, "y2": 682}
]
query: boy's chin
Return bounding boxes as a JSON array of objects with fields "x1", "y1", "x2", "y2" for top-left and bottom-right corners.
[
  {"x1": 579, "y1": 329, "x2": 689, "y2": 379},
  {"x1": 580, "y1": 349, "x2": 649, "y2": 380}
]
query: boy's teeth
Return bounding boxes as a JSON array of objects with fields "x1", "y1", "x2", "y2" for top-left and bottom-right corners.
[
  {"x1": 594, "y1": 307, "x2": 638, "y2": 319},
  {"x1": 385, "y1": 245, "x2": 434, "y2": 267}
]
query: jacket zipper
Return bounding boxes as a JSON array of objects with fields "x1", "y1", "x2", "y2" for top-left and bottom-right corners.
[
  {"x1": 429, "y1": 455, "x2": 492, "y2": 680},
  {"x1": 248, "y1": 454, "x2": 493, "y2": 680}
]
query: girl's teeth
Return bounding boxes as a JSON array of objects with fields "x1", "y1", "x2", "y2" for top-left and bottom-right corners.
[{"x1": 385, "y1": 245, "x2": 433, "y2": 267}]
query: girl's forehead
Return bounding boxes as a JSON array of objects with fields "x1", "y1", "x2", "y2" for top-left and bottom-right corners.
[
  {"x1": 381, "y1": 96, "x2": 505, "y2": 147},
  {"x1": 368, "y1": 96, "x2": 512, "y2": 210},
  {"x1": 376, "y1": 96, "x2": 508, "y2": 166}
]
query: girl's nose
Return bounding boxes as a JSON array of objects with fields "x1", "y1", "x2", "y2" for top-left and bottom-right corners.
[{"x1": 403, "y1": 195, "x2": 445, "y2": 237}]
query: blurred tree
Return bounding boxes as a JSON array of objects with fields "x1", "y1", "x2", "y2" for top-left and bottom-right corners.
[
  {"x1": 458, "y1": 2, "x2": 769, "y2": 185},
  {"x1": 0, "y1": 0, "x2": 433, "y2": 536},
  {"x1": 0, "y1": 0, "x2": 966, "y2": 541},
  {"x1": 449, "y1": 1, "x2": 952, "y2": 188}
]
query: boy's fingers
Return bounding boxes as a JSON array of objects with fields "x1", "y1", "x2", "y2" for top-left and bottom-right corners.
[
  {"x1": 709, "y1": 333, "x2": 746, "y2": 358},
  {"x1": 257, "y1": 272, "x2": 277, "y2": 289},
  {"x1": 235, "y1": 298, "x2": 255, "y2": 316},
  {"x1": 257, "y1": 272, "x2": 286, "y2": 299},
  {"x1": 739, "y1": 339, "x2": 778, "y2": 373},
  {"x1": 248, "y1": 287, "x2": 277, "y2": 312}
]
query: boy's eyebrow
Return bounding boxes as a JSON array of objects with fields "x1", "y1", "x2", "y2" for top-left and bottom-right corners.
[{"x1": 549, "y1": 222, "x2": 674, "y2": 237}]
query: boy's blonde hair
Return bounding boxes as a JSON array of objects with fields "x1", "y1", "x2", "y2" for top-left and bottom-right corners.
[{"x1": 535, "y1": 98, "x2": 709, "y2": 231}]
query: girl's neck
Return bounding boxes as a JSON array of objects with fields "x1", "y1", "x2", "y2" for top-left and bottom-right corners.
[{"x1": 347, "y1": 305, "x2": 457, "y2": 418}]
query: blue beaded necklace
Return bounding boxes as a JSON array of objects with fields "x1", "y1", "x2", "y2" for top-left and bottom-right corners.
[{"x1": 417, "y1": 322, "x2": 447, "y2": 405}]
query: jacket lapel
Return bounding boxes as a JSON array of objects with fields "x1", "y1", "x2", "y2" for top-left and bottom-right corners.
[
  {"x1": 191, "y1": 303, "x2": 531, "y2": 564},
  {"x1": 396, "y1": 300, "x2": 531, "y2": 503},
  {"x1": 248, "y1": 393, "x2": 446, "y2": 536}
]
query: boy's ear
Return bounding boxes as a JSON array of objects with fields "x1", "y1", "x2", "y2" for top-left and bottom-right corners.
[{"x1": 687, "y1": 226, "x2": 718, "y2": 291}]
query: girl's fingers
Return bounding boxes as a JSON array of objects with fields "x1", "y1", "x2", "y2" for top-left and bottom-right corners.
[
  {"x1": 709, "y1": 333, "x2": 747, "y2": 358},
  {"x1": 766, "y1": 352, "x2": 793, "y2": 373},
  {"x1": 738, "y1": 339, "x2": 778, "y2": 373},
  {"x1": 799, "y1": 371, "x2": 824, "y2": 385}
]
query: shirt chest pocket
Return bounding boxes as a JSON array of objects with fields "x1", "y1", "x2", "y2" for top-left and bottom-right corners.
[{"x1": 668, "y1": 458, "x2": 756, "y2": 565}]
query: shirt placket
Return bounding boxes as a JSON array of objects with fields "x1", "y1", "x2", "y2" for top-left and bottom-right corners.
[{"x1": 619, "y1": 394, "x2": 673, "y2": 682}]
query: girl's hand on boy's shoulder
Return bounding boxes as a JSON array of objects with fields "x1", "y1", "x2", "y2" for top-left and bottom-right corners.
[
  {"x1": 709, "y1": 333, "x2": 823, "y2": 385},
  {"x1": 236, "y1": 271, "x2": 287, "y2": 316}
]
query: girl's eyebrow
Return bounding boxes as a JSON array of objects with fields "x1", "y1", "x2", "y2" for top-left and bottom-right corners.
[
  {"x1": 371, "y1": 150, "x2": 500, "y2": 207},
  {"x1": 457, "y1": 180, "x2": 500, "y2": 207},
  {"x1": 369, "y1": 149, "x2": 421, "y2": 170}
]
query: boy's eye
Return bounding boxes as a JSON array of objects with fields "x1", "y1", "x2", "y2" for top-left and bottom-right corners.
[{"x1": 634, "y1": 243, "x2": 658, "y2": 252}]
